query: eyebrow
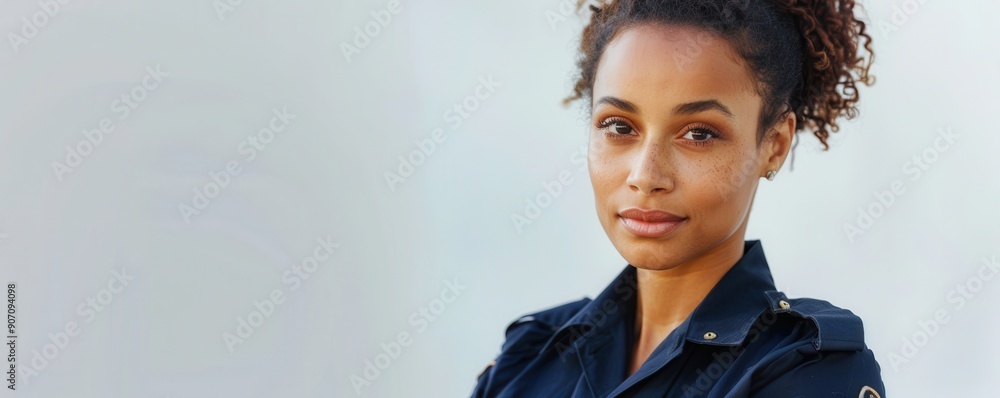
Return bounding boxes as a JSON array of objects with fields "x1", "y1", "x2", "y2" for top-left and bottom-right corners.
[
  {"x1": 594, "y1": 96, "x2": 639, "y2": 114},
  {"x1": 594, "y1": 96, "x2": 735, "y2": 120},
  {"x1": 674, "y1": 99, "x2": 735, "y2": 120}
]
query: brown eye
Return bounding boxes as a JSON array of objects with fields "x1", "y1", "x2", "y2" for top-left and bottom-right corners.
[
  {"x1": 608, "y1": 121, "x2": 632, "y2": 135},
  {"x1": 684, "y1": 129, "x2": 715, "y2": 141}
]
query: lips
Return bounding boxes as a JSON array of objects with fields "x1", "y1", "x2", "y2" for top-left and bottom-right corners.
[
  {"x1": 619, "y1": 208, "x2": 685, "y2": 222},
  {"x1": 618, "y1": 208, "x2": 686, "y2": 238}
]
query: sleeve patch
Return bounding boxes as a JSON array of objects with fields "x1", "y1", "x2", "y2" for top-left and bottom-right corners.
[{"x1": 859, "y1": 385, "x2": 881, "y2": 398}]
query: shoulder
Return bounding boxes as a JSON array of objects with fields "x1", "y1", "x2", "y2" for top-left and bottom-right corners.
[
  {"x1": 505, "y1": 297, "x2": 593, "y2": 331},
  {"x1": 500, "y1": 297, "x2": 591, "y2": 351},
  {"x1": 750, "y1": 290, "x2": 886, "y2": 397},
  {"x1": 471, "y1": 297, "x2": 591, "y2": 397},
  {"x1": 762, "y1": 290, "x2": 868, "y2": 351}
]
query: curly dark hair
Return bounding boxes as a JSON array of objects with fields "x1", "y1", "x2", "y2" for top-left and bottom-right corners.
[{"x1": 563, "y1": 0, "x2": 876, "y2": 150}]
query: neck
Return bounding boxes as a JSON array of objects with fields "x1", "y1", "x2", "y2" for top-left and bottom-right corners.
[
  {"x1": 631, "y1": 235, "x2": 747, "y2": 355},
  {"x1": 636, "y1": 242, "x2": 743, "y2": 332}
]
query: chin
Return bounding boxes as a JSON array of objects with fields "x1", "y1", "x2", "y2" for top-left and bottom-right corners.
[
  {"x1": 614, "y1": 236, "x2": 689, "y2": 271},
  {"x1": 625, "y1": 256, "x2": 685, "y2": 271}
]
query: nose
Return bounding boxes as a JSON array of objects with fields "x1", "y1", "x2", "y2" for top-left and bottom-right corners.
[{"x1": 626, "y1": 142, "x2": 675, "y2": 196}]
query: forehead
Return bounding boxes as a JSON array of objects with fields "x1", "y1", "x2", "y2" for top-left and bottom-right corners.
[{"x1": 592, "y1": 23, "x2": 760, "y2": 114}]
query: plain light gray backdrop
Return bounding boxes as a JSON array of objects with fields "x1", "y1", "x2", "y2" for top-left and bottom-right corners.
[{"x1": 1, "y1": 0, "x2": 998, "y2": 397}]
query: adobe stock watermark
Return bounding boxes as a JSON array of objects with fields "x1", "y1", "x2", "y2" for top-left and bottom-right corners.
[
  {"x1": 878, "y1": 0, "x2": 932, "y2": 41},
  {"x1": 18, "y1": 268, "x2": 134, "y2": 386},
  {"x1": 6, "y1": 283, "x2": 16, "y2": 391},
  {"x1": 341, "y1": 0, "x2": 404, "y2": 63},
  {"x1": 51, "y1": 65, "x2": 170, "y2": 182},
  {"x1": 885, "y1": 254, "x2": 998, "y2": 372},
  {"x1": 7, "y1": 0, "x2": 74, "y2": 54},
  {"x1": 213, "y1": 0, "x2": 249, "y2": 22},
  {"x1": 221, "y1": 235, "x2": 340, "y2": 353},
  {"x1": 383, "y1": 75, "x2": 502, "y2": 191},
  {"x1": 799, "y1": 127, "x2": 849, "y2": 154},
  {"x1": 178, "y1": 107, "x2": 296, "y2": 223},
  {"x1": 510, "y1": 142, "x2": 587, "y2": 233},
  {"x1": 554, "y1": 272, "x2": 638, "y2": 363},
  {"x1": 349, "y1": 278, "x2": 467, "y2": 395},
  {"x1": 842, "y1": 126, "x2": 958, "y2": 242},
  {"x1": 546, "y1": 0, "x2": 600, "y2": 31}
]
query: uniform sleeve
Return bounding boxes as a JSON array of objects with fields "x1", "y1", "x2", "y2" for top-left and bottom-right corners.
[
  {"x1": 750, "y1": 343, "x2": 886, "y2": 397},
  {"x1": 470, "y1": 358, "x2": 498, "y2": 398},
  {"x1": 468, "y1": 316, "x2": 557, "y2": 398},
  {"x1": 469, "y1": 298, "x2": 591, "y2": 397}
]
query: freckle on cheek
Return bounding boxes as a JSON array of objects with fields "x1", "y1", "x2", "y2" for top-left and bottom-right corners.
[{"x1": 711, "y1": 161, "x2": 744, "y2": 199}]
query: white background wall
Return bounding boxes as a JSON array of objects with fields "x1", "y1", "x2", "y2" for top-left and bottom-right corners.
[{"x1": 0, "y1": 0, "x2": 997, "y2": 397}]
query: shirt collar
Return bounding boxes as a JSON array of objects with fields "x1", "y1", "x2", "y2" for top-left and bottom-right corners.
[
  {"x1": 683, "y1": 239, "x2": 777, "y2": 345},
  {"x1": 540, "y1": 239, "x2": 777, "y2": 355}
]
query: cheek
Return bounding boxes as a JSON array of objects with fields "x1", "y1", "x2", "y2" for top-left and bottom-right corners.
[
  {"x1": 684, "y1": 155, "x2": 757, "y2": 216},
  {"x1": 587, "y1": 143, "x2": 618, "y2": 196},
  {"x1": 588, "y1": 146, "x2": 627, "y2": 228}
]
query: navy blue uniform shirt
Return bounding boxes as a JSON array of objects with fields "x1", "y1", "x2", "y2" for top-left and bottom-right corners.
[{"x1": 471, "y1": 239, "x2": 886, "y2": 397}]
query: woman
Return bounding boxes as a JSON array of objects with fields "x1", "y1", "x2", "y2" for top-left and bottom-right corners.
[{"x1": 472, "y1": 0, "x2": 882, "y2": 397}]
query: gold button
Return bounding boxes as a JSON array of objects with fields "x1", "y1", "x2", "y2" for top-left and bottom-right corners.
[
  {"x1": 779, "y1": 300, "x2": 791, "y2": 309},
  {"x1": 703, "y1": 331, "x2": 717, "y2": 340}
]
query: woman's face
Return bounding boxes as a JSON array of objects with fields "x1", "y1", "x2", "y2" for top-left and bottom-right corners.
[{"x1": 588, "y1": 23, "x2": 790, "y2": 271}]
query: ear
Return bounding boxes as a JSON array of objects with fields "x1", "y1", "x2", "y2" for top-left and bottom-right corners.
[{"x1": 762, "y1": 110, "x2": 796, "y2": 178}]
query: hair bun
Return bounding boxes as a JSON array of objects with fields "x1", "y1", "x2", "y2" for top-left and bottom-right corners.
[{"x1": 776, "y1": 0, "x2": 876, "y2": 149}]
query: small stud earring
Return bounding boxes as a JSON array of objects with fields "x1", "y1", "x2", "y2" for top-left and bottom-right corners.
[{"x1": 765, "y1": 170, "x2": 777, "y2": 181}]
